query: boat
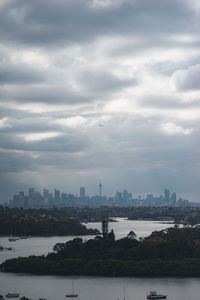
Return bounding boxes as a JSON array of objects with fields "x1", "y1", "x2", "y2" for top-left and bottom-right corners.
[
  {"x1": 147, "y1": 291, "x2": 167, "y2": 299},
  {"x1": 0, "y1": 246, "x2": 13, "y2": 251},
  {"x1": 8, "y1": 238, "x2": 19, "y2": 242},
  {"x1": 5, "y1": 293, "x2": 20, "y2": 298},
  {"x1": 65, "y1": 281, "x2": 78, "y2": 298},
  {"x1": 117, "y1": 287, "x2": 127, "y2": 300},
  {"x1": 65, "y1": 294, "x2": 78, "y2": 298},
  {"x1": 6, "y1": 247, "x2": 13, "y2": 250}
]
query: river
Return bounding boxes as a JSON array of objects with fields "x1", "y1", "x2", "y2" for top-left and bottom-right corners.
[{"x1": 0, "y1": 218, "x2": 199, "y2": 300}]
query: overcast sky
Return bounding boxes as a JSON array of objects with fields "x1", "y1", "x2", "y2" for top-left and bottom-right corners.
[{"x1": 1, "y1": 0, "x2": 200, "y2": 203}]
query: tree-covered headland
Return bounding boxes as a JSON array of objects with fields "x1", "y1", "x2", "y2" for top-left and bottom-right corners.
[
  {"x1": 2, "y1": 226, "x2": 200, "y2": 277},
  {"x1": 0, "y1": 206, "x2": 99, "y2": 236}
]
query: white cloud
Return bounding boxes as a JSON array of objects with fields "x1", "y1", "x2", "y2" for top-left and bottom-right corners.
[
  {"x1": 52, "y1": 116, "x2": 88, "y2": 128},
  {"x1": 19, "y1": 132, "x2": 63, "y2": 142},
  {"x1": 0, "y1": 117, "x2": 11, "y2": 129},
  {"x1": 171, "y1": 64, "x2": 200, "y2": 91},
  {"x1": 161, "y1": 122, "x2": 193, "y2": 135}
]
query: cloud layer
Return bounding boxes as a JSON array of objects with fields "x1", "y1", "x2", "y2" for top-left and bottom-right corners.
[{"x1": 0, "y1": 0, "x2": 200, "y2": 202}]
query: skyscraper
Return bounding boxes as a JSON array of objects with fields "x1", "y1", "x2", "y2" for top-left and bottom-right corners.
[
  {"x1": 164, "y1": 189, "x2": 170, "y2": 202},
  {"x1": 54, "y1": 189, "x2": 60, "y2": 203},
  {"x1": 171, "y1": 192, "x2": 176, "y2": 204},
  {"x1": 80, "y1": 187, "x2": 85, "y2": 199},
  {"x1": 28, "y1": 188, "x2": 34, "y2": 197}
]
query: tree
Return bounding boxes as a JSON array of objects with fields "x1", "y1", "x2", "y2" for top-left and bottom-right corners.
[
  {"x1": 127, "y1": 231, "x2": 137, "y2": 239},
  {"x1": 107, "y1": 229, "x2": 115, "y2": 241}
]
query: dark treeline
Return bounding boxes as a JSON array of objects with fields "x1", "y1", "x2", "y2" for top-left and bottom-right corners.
[
  {"x1": 0, "y1": 206, "x2": 99, "y2": 236},
  {"x1": 2, "y1": 206, "x2": 200, "y2": 225},
  {"x1": 2, "y1": 205, "x2": 200, "y2": 236},
  {"x1": 2, "y1": 227, "x2": 200, "y2": 276}
]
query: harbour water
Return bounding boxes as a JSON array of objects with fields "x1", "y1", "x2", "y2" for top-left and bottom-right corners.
[
  {"x1": 1, "y1": 219, "x2": 200, "y2": 300},
  {"x1": 0, "y1": 219, "x2": 174, "y2": 264}
]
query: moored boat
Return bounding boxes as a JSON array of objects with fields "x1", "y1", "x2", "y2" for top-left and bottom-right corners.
[
  {"x1": 5, "y1": 293, "x2": 20, "y2": 298},
  {"x1": 65, "y1": 281, "x2": 78, "y2": 298},
  {"x1": 8, "y1": 238, "x2": 19, "y2": 242},
  {"x1": 65, "y1": 294, "x2": 78, "y2": 298},
  {"x1": 147, "y1": 291, "x2": 167, "y2": 299}
]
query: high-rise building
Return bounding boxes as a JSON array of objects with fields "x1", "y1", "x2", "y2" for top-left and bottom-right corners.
[
  {"x1": 28, "y1": 188, "x2": 34, "y2": 197},
  {"x1": 80, "y1": 187, "x2": 85, "y2": 199},
  {"x1": 43, "y1": 188, "x2": 49, "y2": 204},
  {"x1": 164, "y1": 189, "x2": 170, "y2": 202},
  {"x1": 123, "y1": 190, "x2": 129, "y2": 200},
  {"x1": 61, "y1": 193, "x2": 68, "y2": 205},
  {"x1": 43, "y1": 188, "x2": 49, "y2": 198},
  {"x1": 171, "y1": 192, "x2": 176, "y2": 204},
  {"x1": 54, "y1": 189, "x2": 60, "y2": 203}
]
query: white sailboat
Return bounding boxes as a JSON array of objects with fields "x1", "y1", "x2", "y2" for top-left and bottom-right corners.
[
  {"x1": 8, "y1": 229, "x2": 19, "y2": 242},
  {"x1": 65, "y1": 281, "x2": 78, "y2": 298},
  {"x1": 118, "y1": 287, "x2": 127, "y2": 300}
]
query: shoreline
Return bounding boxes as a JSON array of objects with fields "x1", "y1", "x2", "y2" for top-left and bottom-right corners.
[{"x1": 2, "y1": 257, "x2": 200, "y2": 277}]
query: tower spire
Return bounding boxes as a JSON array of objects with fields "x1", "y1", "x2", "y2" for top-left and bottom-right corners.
[{"x1": 99, "y1": 182, "x2": 102, "y2": 199}]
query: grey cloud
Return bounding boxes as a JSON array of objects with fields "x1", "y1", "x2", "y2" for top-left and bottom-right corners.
[
  {"x1": 0, "y1": 131, "x2": 90, "y2": 153},
  {"x1": 0, "y1": 0, "x2": 193, "y2": 47},
  {"x1": 107, "y1": 37, "x2": 200, "y2": 62},
  {"x1": 172, "y1": 64, "x2": 200, "y2": 91},
  {"x1": 147, "y1": 55, "x2": 200, "y2": 78},
  {"x1": 0, "y1": 63, "x2": 45, "y2": 84},
  {"x1": 0, "y1": 0, "x2": 200, "y2": 202},
  {"x1": 0, "y1": 85, "x2": 92, "y2": 104},
  {"x1": 0, "y1": 107, "x2": 38, "y2": 119},
  {"x1": 0, "y1": 69, "x2": 135, "y2": 105},
  {"x1": 30, "y1": 122, "x2": 198, "y2": 174},
  {"x1": 0, "y1": 151, "x2": 37, "y2": 172},
  {"x1": 139, "y1": 95, "x2": 200, "y2": 110},
  {"x1": 0, "y1": 113, "x2": 199, "y2": 201},
  {"x1": 78, "y1": 70, "x2": 137, "y2": 94},
  {"x1": 0, "y1": 116, "x2": 52, "y2": 133}
]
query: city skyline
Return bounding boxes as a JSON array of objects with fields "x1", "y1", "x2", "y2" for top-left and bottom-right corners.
[
  {"x1": 7, "y1": 185, "x2": 193, "y2": 209},
  {"x1": 1, "y1": 181, "x2": 198, "y2": 205},
  {"x1": 1, "y1": 0, "x2": 200, "y2": 203}
]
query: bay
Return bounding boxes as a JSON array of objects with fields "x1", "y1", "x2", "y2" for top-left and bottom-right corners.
[
  {"x1": 1, "y1": 219, "x2": 198, "y2": 300},
  {"x1": 0, "y1": 272, "x2": 200, "y2": 300},
  {"x1": 0, "y1": 219, "x2": 174, "y2": 264}
]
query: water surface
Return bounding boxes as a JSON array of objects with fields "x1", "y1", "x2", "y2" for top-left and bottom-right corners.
[{"x1": 2, "y1": 219, "x2": 196, "y2": 300}]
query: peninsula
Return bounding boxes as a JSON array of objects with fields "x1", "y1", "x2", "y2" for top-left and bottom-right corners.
[{"x1": 2, "y1": 227, "x2": 200, "y2": 277}]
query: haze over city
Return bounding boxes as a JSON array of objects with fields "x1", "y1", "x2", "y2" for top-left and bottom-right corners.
[
  {"x1": 1, "y1": 0, "x2": 200, "y2": 203},
  {"x1": 8, "y1": 186, "x2": 193, "y2": 208}
]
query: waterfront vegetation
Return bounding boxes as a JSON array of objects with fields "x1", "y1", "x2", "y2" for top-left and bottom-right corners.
[
  {"x1": 2, "y1": 206, "x2": 200, "y2": 226},
  {"x1": 2, "y1": 227, "x2": 200, "y2": 276},
  {"x1": 2, "y1": 205, "x2": 200, "y2": 237},
  {"x1": 0, "y1": 206, "x2": 99, "y2": 236}
]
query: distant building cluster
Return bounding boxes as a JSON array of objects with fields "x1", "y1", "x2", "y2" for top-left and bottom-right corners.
[{"x1": 8, "y1": 186, "x2": 192, "y2": 209}]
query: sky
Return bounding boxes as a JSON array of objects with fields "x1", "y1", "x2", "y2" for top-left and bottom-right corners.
[{"x1": 0, "y1": 0, "x2": 200, "y2": 203}]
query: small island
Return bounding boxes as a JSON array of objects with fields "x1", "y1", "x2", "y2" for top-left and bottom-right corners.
[{"x1": 2, "y1": 226, "x2": 200, "y2": 277}]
